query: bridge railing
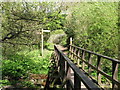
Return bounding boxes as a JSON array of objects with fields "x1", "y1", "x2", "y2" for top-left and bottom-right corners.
[
  {"x1": 69, "y1": 45, "x2": 120, "y2": 89},
  {"x1": 54, "y1": 45, "x2": 101, "y2": 90}
]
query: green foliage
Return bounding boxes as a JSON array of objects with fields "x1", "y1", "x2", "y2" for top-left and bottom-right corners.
[
  {"x1": 1, "y1": 2, "x2": 66, "y2": 88},
  {"x1": 0, "y1": 80, "x2": 11, "y2": 87},
  {"x1": 66, "y1": 2, "x2": 119, "y2": 84},
  {"x1": 65, "y1": 2, "x2": 118, "y2": 59},
  {"x1": 1, "y1": 1, "x2": 119, "y2": 88},
  {"x1": 2, "y1": 49, "x2": 52, "y2": 81},
  {"x1": 48, "y1": 29, "x2": 67, "y2": 45},
  {"x1": 1, "y1": 2, "x2": 66, "y2": 56},
  {"x1": 3, "y1": 59, "x2": 27, "y2": 80},
  {"x1": 20, "y1": 81, "x2": 35, "y2": 88}
]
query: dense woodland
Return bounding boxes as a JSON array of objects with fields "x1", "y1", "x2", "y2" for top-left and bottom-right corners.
[{"x1": 0, "y1": 1, "x2": 119, "y2": 88}]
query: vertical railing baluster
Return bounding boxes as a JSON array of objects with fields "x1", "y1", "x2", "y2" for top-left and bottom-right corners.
[
  {"x1": 112, "y1": 61, "x2": 118, "y2": 89},
  {"x1": 55, "y1": 45, "x2": 120, "y2": 89},
  {"x1": 71, "y1": 46, "x2": 74, "y2": 59},
  {"x1": 69, "y1": 45, "x2": 71, "y2": 57},
  {"x1": 82, "y1": 50, "x2": 85, "y2": 70},
  {"x1": 66, "y1": 63, "x2": 71, "y2": 90},
  {"x1": 74, "y1": 47, "x2": 77, "y2": 63},
  {"x1": 73, "y1": 47, "x2": 75, "y2": 59},
  {"x1": 69, "y1": 37, "x2": 72, "y2": 57},
  {"x1": 88, "y1": 53, "x2": 92, "y2": 74},
  {"x1": 97, "y1": 56, "x2": 101, "y2": 85},
  {"x1": 61, "y1": 55, "x2": 65, "y2": 80},
  {"x1": 59, "y1": 53, "x2": 61, "y2": 74},
  {"x1": 77, "y1": 49, "x2": 80, "y2": 66},
  {"x1": 74, "y1": 72, "x2": 81, "y2": 90}
]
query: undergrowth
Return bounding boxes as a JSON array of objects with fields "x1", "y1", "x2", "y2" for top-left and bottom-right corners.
[{"x1": 2, "y1": 49, "x2": 53, "y2": 88}]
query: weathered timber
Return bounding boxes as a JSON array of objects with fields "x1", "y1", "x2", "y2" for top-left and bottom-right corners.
[{"x1": 54, "y1": 45, "x2": 101, "y2": 90}]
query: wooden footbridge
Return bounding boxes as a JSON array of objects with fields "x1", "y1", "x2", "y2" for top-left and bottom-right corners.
[{"x1": 44, "y1": 44, "x2": 120, "y2": 90}]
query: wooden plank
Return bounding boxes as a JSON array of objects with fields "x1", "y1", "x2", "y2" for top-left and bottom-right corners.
[
  {"x1": 54, "y1": 45, "x2": 100, "y2": 90},
  {"x1": 43, "y1": 30, "x2": 50, "y2": 32},
  {"x1": 70, "y1": 37, "x2": 72, "y2": 45},
  {"x1": 88, "y1": 53, "x2": 92, "y2": 74},
  {"x1": 55, "y1": 45, "x2": 120, "y2": 90},
  {"x1": 71, "y1": 46, "x2": 74, "y2": 59},
  {"x1": 82, "y1": 50, "x2": 85, "y2": 70},
  {"x1": 60, "y1": 54, "x2": 65, "y2": 80},
  {"x1": 97, "y1": 56, "x2": 101, "y2": 85},
  {"x1": 112, "y1": 62, "x2": 119, "y2": 89},
  {"x1": 66, "y1": 64, "x2": 71, "y2": 90},
  {"x1": 69, "y1": 37, "x2": 73, "y2": 58},
  {"x1": 68, "y1": 79, "x2": 74, "y2": 89},
  {"x1": 82, "y1": 59, "x2": 120, "y2": 86},
  {"x1": 70, "y1": 45, "x2": 120, "y2": 64},
  {"x1": 66, "y1": 58, "x2": 100, "y2": 89},
  {"x1": 66, "y1": 51, "x2": 120, "y2": 86},
  {"x1": 69, "y1": 45, "x2": 72, "y2": 57},
  {"x1": 77, "y1": 49, "x2": 80, "y2": 66},
  {"x1": 74, "y1": 48, "x2": 77, "y2": 61},
  {"x1": 41, "y1": 29, "x2": 43, "y2": 56},
  {"x1": 74, "y1": 72, "x2": 81, "y2": 90}
]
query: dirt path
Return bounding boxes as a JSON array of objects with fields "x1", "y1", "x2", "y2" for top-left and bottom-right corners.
[{"x1": 56, "y1": 45, "x2": 68, "y2": 51}]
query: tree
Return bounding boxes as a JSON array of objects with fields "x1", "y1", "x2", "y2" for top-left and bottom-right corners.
[
  {"x1": 65, "y1": 2, "x2": 118, "y2": 59},
  {"x1": 1, "y1": 2, "x2": 66, "y2": 56}
]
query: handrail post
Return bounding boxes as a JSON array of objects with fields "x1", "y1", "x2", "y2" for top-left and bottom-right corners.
[
  {"x1": 70, "y1": 37, "x2": 72, "y2": 45},
  {"x1": 77, "y1": 49, "x2": 80, "y2": 66},
  {"x1": 88, "y1": 53, "x2": 92, "y2": 74},
  {"x1": 112, "y1": 61, "x2": 118, "y2": 89},
  {"x1": 54, "y1": 45, "x2": 101, "y2": 90},
  {"x1": 60, "y1": 53, "x2": 65, "y2": 80},
  {"x1": 71, "y1": 46, "x2": 74, "y2": 59},
  {"x1": 74, "y1": 73, "x2": 81, "y2": 90},
  {"x1": 69, "y1": 37, "x2": 72, "y2": 57},
  {"x1": 74, "y1": 47, "x2": 77, "y2": 63},
  {"x1": 82, "y1": 50, "x2": 85, "y2": 70},
  {"x1": 66, "y1": 63, "x2": 71, "y2": 90},
  {"x1": 69, "y1": 45, "x2": 72, "y2": 57},
  {"x1": 66, "y1": 45, "x2": 120, "y2": 89},
  {"x1": 97, "y1": 56, "x2": 101, "y2": 85}
]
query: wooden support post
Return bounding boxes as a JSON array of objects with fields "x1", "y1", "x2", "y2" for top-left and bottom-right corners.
[
  {"x1": 37, "y1": 29, "x2": 50, "y2": 56},
  {"x1": 88, "y1": 53, "x2": 92, "y2": 74},
  {"x1": 70, "y1": 37, "x2": 72, "y2": 45},
  {"x1": 74, "y1": 48, "x2": 77, "y2": 63},
  {"x1": 74, "y1": 73, "x2": 81, "y2": 90},
  {"x1": 41, "y1": 28, "x2": 43, "y2": 56},
  {"x1": 112, "y1": 62, "x2": 118, "y2": 89},
  {"x1": 61, "y1": 55, "x2": 65, "y2": 80},
  {"x1": 71, "y1": 46, "x2": 74, "y2": 59},
  {"x1": 77, "y1": 50, "x2": 80, "y2": 66},
  {"x1": 97, "y1": 56, "x2": 101, "y2": 85},
  {"x1": 82, "y1": 50, "x2": 85, "y2": 70},
  {"x1": 69, "y1": 45, "x2": 71, "y2": 57},
  {"x1": 69, "y1": 37, "x2": 73, "y2": 58},
  {"x1": 66, "y1": 63, "x2": 71, "y2": 90}
]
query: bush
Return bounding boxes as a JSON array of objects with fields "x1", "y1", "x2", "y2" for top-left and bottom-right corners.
[{"x1": 2, "y1": 49, "x2": 52, "y2": 81}]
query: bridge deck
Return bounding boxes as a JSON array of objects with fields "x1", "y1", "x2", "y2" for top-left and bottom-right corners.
[
  {"x1": 45, "y1": 45, "x2": 120, "y2": 90},
  {"x1": 44, "y1": 45, "x2": 101, "y2": 90}
]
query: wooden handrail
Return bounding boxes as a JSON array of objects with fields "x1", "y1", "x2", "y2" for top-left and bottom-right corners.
[
  {"x1": 70, "y1": 45, "x2": 120, "y2": 63},
  {"x1": 54, "y1": 45, "x2": 101, "y2": 90},
  {"x1": 69, "y1": 45, "x2": 120, "y2": 89}
]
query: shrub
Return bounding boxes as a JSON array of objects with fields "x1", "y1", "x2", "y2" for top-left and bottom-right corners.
[{"x1": 2, "y1": 49, "x2": 52, "y2": 81}]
